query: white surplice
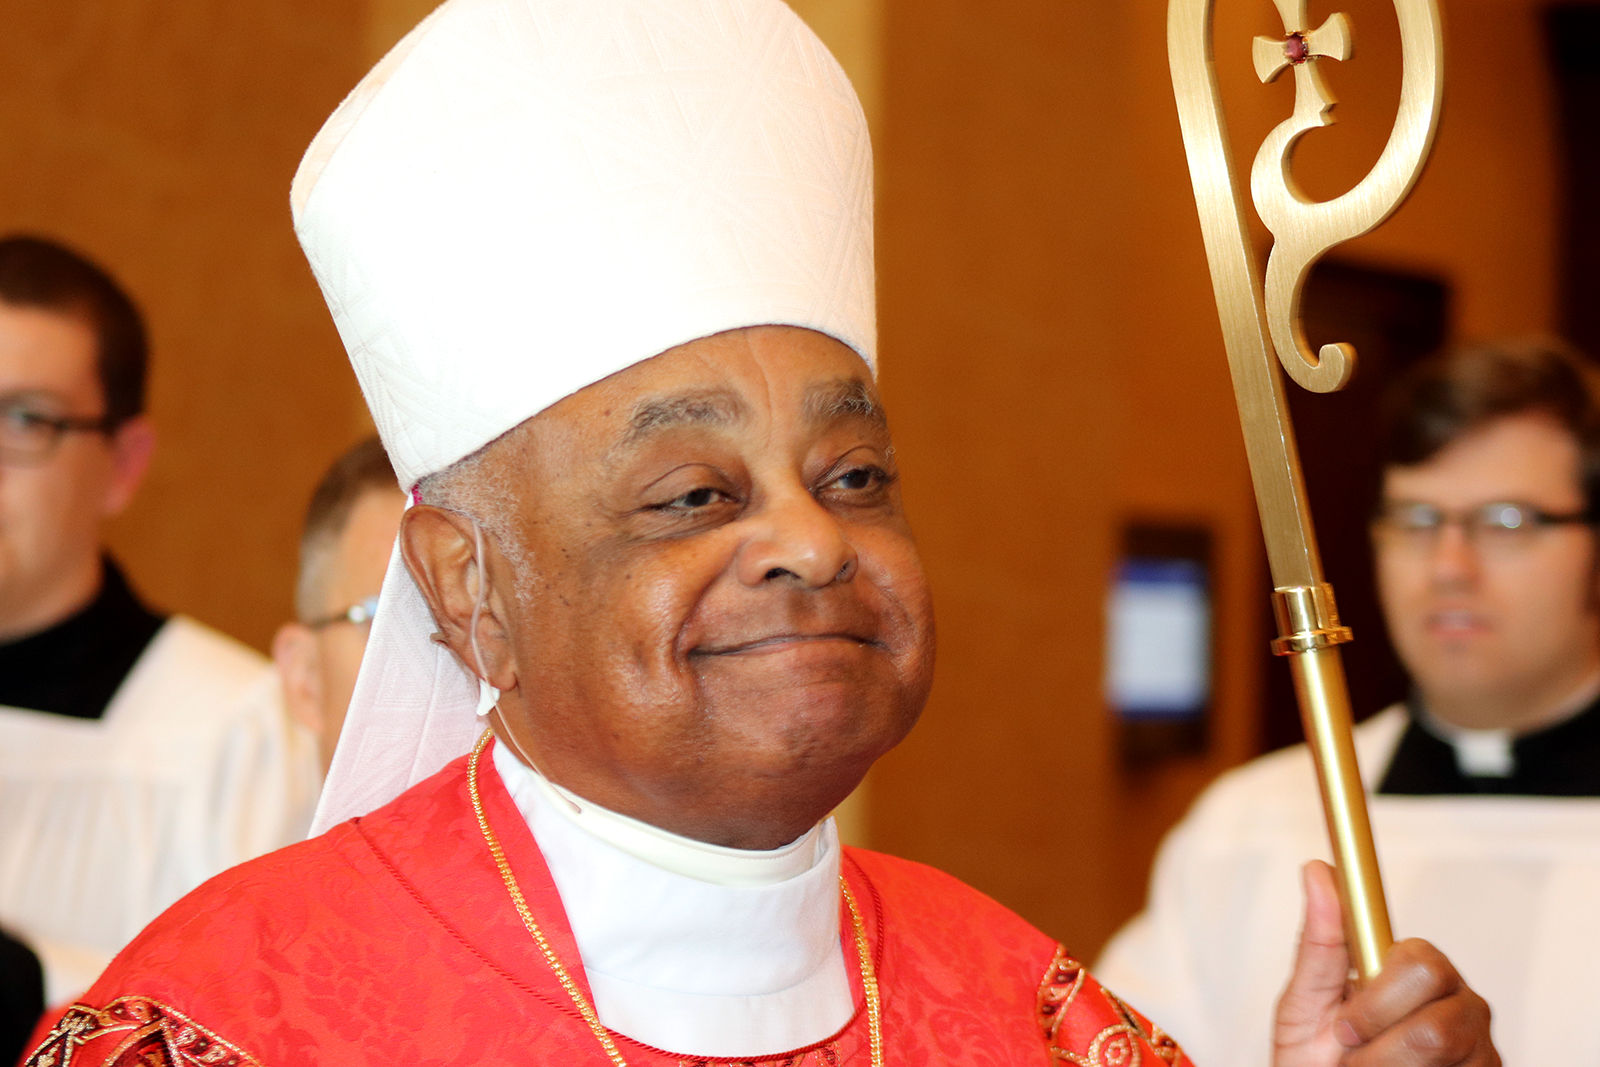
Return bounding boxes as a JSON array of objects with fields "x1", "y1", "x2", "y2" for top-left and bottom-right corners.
[
  {"x1": 0, "y1": 618, "x2": 321, "y2": 1004},
  {"x1": 492, "y1": 740, "x2": 853, "y2": 1059},
  {"x1": 1096, "y1": 704, "x2": 1600, "y2": 1067}
]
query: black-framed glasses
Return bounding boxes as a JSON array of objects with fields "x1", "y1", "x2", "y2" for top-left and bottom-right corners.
[
  {"x1": 0, "y1": 398, "x2": 114, "y2": 465},
  {"x1": 307, "y1": 595, "x2": 379, "y2": 630},
  {"x1": 1374, "y1": 500, "x2": 1594, "y2": 551}
]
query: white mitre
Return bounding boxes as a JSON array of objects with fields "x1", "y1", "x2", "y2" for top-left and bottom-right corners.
[{"x1": 294, "y1": 0, "x2": 875, "y2": 834}]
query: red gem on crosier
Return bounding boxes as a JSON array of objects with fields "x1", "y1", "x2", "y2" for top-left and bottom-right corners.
[{"x1": 1284, "y1": 32, "x2": 1310, "y2": 63}]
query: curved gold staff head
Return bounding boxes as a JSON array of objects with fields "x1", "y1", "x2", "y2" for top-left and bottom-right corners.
[
  {"x1": 1251, "y1": 0, "x2": 1443, "y2": 393},
  {"x1": 1168, "y1": 0, "x2": 1444, "y2": 982}
]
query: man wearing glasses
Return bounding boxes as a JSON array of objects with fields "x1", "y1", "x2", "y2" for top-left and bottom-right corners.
[
  {"x1": 0, "y1": 236, "x2": 318, "y2": 1031},
  {"x1": 273, "y1": 436, "x2": 404, "y2": 778},
  {"x1": 1097, "y1": 338, "x2": 1600, "y2": 1065}
]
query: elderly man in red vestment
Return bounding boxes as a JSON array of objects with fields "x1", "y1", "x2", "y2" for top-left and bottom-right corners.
[{"x1": 25, "y1": 0, "x2": 1496, "y2": 1064}]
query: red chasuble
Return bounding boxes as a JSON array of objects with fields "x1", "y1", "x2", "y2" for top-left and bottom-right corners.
[{"x1": 25, "y1": 751, "x2": 1190, "y2": 1067}]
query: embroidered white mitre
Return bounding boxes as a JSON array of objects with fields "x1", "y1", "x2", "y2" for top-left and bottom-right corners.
[{"x1": 291, "y1": 0, "x2": 876, "y2": 833}]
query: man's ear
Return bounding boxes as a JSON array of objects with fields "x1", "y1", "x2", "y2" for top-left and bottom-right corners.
[
  {"x1": 271, "y1": 622, "x2": 323, "y2": 736},
  {"x1": 399, "y1": 505, "x2": 517, "y2": 692},
  {"x1": 102, "y1": 416, "x2": 155, "y2": 517}
]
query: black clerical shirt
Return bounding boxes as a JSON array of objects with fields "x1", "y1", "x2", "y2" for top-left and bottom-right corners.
[
  {"x1": 0, "y1": 558, "x2": 166, "y2": 720},
  {"x1": 1378, "y1": 692, "x2": 1600, "y2": 797}
]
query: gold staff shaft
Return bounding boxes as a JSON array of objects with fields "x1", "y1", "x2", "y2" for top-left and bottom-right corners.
[{"x1": 1165, "y1": 0, "x2": 1442, "y2": 981}]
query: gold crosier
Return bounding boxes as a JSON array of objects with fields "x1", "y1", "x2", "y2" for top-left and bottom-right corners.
[
  {"x1": 466, "y1": 729, "x2": 885, "y2": 1066},
  {"x1": 1167, "y1": 0, "x2": 1443, "y2": 980}
]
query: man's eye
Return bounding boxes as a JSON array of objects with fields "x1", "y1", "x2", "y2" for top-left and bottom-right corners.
[
  {"x1": 0, "y1": 409, "x2": 54, "y2": 437},
  {"x1": 663, "y1": 486, "x2": 727, "y2": 510},
  {"x1": 829, "y1": 466, "x2": 886, "y2": 492}
]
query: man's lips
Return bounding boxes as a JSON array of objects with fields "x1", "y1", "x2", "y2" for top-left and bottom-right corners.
[
  {"x1": 691, "y1": 632, "x2": 879, "y2": 656},
  {"x1": 1424, "y1": 609, "x2": 1490, "y2": 638}
]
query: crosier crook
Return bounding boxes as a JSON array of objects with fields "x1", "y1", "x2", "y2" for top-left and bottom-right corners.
[{"x1": 1166, "y1": 0, "x2": 1444, "y2": 981}]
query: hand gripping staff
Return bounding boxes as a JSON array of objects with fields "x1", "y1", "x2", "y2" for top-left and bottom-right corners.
[{"x1": 1166, "y1": 0, "x2": 1442, "y2": 981}]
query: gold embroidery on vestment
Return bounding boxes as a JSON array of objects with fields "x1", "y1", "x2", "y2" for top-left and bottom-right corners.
[
  {"x1": 1036, "y1": 942, "x2": 1087, "y2": 1050},
  {"x1": 1036, "y1": 944, "x2": 1186, "y2": 1066},
  {"x1": 24, "y1": 996, "x2": 263, "y2": 1067}
]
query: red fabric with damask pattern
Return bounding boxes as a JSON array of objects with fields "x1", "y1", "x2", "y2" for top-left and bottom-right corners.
[{"x1": 23, "y1": 747, "x2": 1191, "y2": 1067}]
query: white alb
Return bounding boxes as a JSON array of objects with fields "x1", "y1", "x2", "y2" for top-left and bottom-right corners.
[
  {"x1": 1096, "y1": 705, "x2": 1600, "y2": 1067},
  {"x1": 0, "y1": 619, "x2": 320, "y2": 1003}
]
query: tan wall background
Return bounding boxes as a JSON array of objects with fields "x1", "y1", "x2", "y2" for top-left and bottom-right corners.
[{"x1": 0, "y1": 0, "x2": 1565, "y2": 961}]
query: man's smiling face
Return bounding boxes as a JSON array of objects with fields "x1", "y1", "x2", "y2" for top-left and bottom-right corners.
[
  {"x1": 1375, "y1": 411, "x2": 1600, "y2": 730},
  {"x1": 408, "y1": 325, "x2": 934, "y2": 848}
]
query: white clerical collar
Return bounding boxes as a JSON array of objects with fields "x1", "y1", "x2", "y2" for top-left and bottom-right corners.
[
  {"x1": 1418, "y1": 671, "x2": 1600, "y2": 779},
  {"x1": 491, "y1": 740, "x2": 853, "y2": 1057}
]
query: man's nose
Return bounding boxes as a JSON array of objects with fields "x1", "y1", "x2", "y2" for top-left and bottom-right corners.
[
  {"x1": 735, "y1": 488, "x2": 858, "y2": 589},
  {"x1": 1429, "y1": 521, "x2": 1480, "y2": 587}
]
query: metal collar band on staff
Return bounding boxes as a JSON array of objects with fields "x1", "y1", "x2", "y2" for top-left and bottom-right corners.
[{"x1": 1166, "y1": 0, "x2": 1443, "y2": 981}]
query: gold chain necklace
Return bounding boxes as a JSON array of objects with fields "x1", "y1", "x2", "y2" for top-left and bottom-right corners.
[{"x1": 466, "y1": 729, "x2": 884, "y2": 1066}]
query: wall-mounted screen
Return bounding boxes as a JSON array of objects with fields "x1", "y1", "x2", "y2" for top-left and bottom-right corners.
[{"x1": 1106, "y1": 524, "x2": 1213, "y2": 760}]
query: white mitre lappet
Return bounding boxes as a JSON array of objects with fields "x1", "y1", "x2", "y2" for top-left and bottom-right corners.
[{"x1": 291, "y1": 0, "x2": 876, "y2": 835}]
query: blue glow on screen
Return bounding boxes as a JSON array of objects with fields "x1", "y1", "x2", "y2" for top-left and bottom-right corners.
[{"x1": 1105, "y1": 557, "x2": 1211, "y2": 719}]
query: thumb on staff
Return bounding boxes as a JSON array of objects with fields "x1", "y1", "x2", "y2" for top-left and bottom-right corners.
[{"x1": 1273, "y1": 860, "x2": 1355, "y2": 1067}]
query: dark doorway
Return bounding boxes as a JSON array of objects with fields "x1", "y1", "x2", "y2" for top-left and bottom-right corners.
[
  {"x1": 1548, "y1": 5, "x2": 1600, "y2": 360},
  {"x1": 1258, "y1": 260, "x2": 1451, "y2": 753}
]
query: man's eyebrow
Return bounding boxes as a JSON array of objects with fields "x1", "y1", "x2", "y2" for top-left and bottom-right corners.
[
  {"x1": 0, "y1": 390, "x2": 69, "y2": 413},
  {"x1": 0, "y1": 389, "x2": 60, "y2": 405},
  {"x1": 623, "y1": 389, "x2": 748, "y2": 445},
  {"x1": 804, "y1": 377, "x2": 886, "y2": 428}
]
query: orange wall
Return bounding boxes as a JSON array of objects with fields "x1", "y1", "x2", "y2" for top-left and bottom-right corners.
[{"x1": 872, "y1": 0, "x2": 1562, "y2": 958}]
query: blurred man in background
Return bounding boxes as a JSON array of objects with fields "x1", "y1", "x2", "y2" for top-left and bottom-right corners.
[
  {"x1": 273, "y1": 436, "x2": 403, "y2": 777},
  {"x1": 1099, "y1": 338, "x2": 1600, "y2": 1065},
  {"x1": 0, "y1": 236, "x2": 319, "y2": 1018}
]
